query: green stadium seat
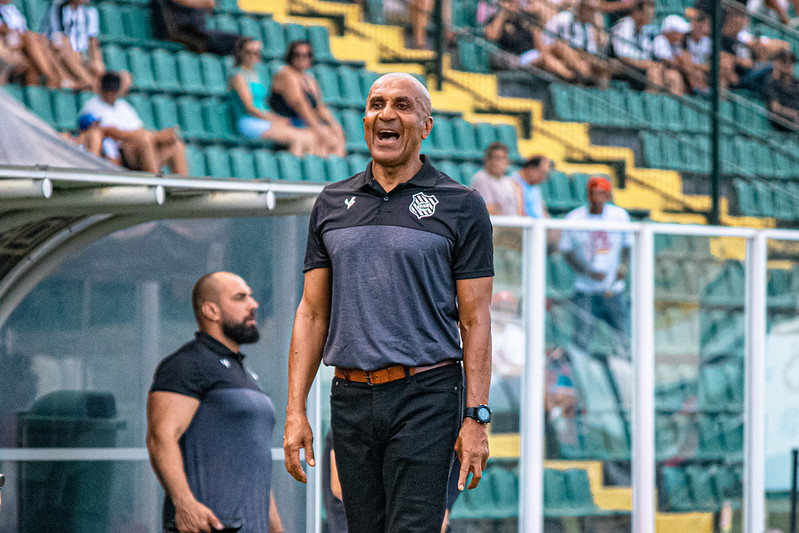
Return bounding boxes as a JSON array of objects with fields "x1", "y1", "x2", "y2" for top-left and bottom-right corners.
[
  {"x1": 301, "y1": 154, "x2": 327, "y2": 183},
  {"x1": 23, "y1": 0, "x2": 48, "y2": 31},
  {"x1": 753, "y1": 181, "x2": 776, "y2": 217},
  {"x1": 491, "y1": 467, "x2": 519, "y2": 518},
  {"x1": 203, "y1": 145, "x2": 232, "y2": 178},
  {"x1": 98, "y1": 4, "x2": 125, "y2": 42},
  {"x1": 176, "y1": 51, "x2": 205, "y2": 94},
  {"x1": 658, "y1": 134, "x2": 681, "y2": 171},
  {"x1": 176, "y1": 96, "x2": 207, "y2": 140},
  {"x1": 325, "y1": 155, "x2": 350, "y2": 182},
  {"x1": 347, "y1": 153, "x2": 370, "y2": 175},
  {"x1": 24, "y1": 86, "x2": 53, "y2": 125},
  {"x1": 200, "y1": 54, "x2": 228, "y2": 95},
  {"x1": 237, "y1": 16, "x2": 262, "y2": 40},
  {"x1": 123, "y1": 93, "x2": 155, "y2": 130},
  {"x1": 713, "y1": 465, "x2": 739, "y2": 501},
  {"x1": 436, "y1": 160, "x2": 463, "y2": 184},
  {"x1": 547, "y1": 252, "x2": 575, "y2": 298},
  {"x1": 496, "y1": 124, "x2": 520, "y2": 158},
  {"x1": 360, "y1": 70, "x2": 380, "y2": 100},
  {"x1": 686, "y1": 466, "x2": 719, "y2": 512},
  {"x1": 284, "y1": 23, "x2": 307, "y2": 45},
  {"x1": 202, "y1": 98, "x2": 236, "y2": 142},
  {"x1": 698, "y1": 363, "x2": 730, "y2": 411},
  {"x1": 77, "y1": 90, "x2": 94, "y2": 111},
  {"x1": 603, "y1": 88, "x2": 628, "y2": 127},
  {"x1": 122, "y1": 7, "x2": 156, "y2": 45},
  {"x1": 459, "y1": 162, "x2": 480, "y2": 186},
  {"x1": 103, "y1": 44, "x2": 129, "y2": 73},
  {"x1": 569, "y1": 87, "x2": 592, "y2": 124},
  {"x1": 152, "y1": 49, "x2": 181, "y2": 92},
  {"x1": 277, "y1": 151, "x2": 302, "y2": 182},
  {"x1": 475, "y1": 122, "x2": 498, "y2": 151},
  {"x1": 456, "y1": 37, "x2": 490, "y2": 74},
  {"x1": 543, "y1": 468, "x2": 569, "y2": 514},
  {"x1": 660, "y1": 466, "x2": 693, "y2": 512},
  {"x1": 229, "y1": 148, "x2": 256, "y2": 179},
  {"x1": 339, "y1": 109, "x2": 367, "y2": 152},
  {"x1": 564, "y1": 469, "x2": 603, "y2": 514},
  {"x1": 640, "y1": 131, "x2": 662, "y2": 168},
  {"x1": 452, "y1": 0, "x2": 478, "y2": 28},
  {"x1": 338, "y1": 66, "x2": 365, "y2": 108},
  {"x1": 212, "y1": 13, "x2": 239, "y2": 35},
  {"x1": 720, "y1": 414, "x2": 743, "y2": 453},
  {"x1": 697, "y1": 414, "x2": 725, "y2": 459},
  {"x1": 127, "y1": 47, "x2": 157, "y2": 91},
  {"x1": 307, "y1": 26, "x2": 335, "y2": 64},
  {"x1": 624, "y1": 88, "x2": 646, "y2": 126},
  {"x1": 216, "y1": 0, "x2": 241, "y2": 13},
  {"x1": 262, "y1": 19, "x2": 286, "y2": 60},
  {"x1": 452, "y1": 118, "x2": 477, "y2": 154},
  {"x1": 571, "y1": 173, "x2": 590, "y2": 204},
  {"x1": 550, "y1": 84, "x2": 574, "y2": 121},
  {"x1": 313, "y1": 64, "x2": 344, "y2": 107},
  {"x1": 546, "y1": 170, "x2": 575, "y2": 212},
  {"x1": 2, "y1": 83, "x2": 23, "y2": 103},
  {"x1": 734, "y1": 179, "x2": 755, "y2": 216},
  {"x1": 151, "y1": 94, "x2": 179, "y2": 130},
  {"x1": 51, "y1": 89, "x2": 78, "y2": 131},
  {"x1": 253, "y1": 149, "x2": 277, "y2": 178},
  {"x1": 429, "y1": 116, "x2": 457, "y2": 158},
  {"x1": 184, "y1": 144, "x2": 206, "y2": 176}
]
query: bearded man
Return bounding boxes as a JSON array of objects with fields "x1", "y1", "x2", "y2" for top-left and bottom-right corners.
[{"x1": 146, "y1": 272, "x2": 283, "y2": 533}]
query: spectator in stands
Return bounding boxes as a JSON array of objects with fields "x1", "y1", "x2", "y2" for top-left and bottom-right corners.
[
  {"x1": 409, "y1": 0, "x2": 453, "y2": 49},
  {"x1": 61, "y1": 112, "x2": 105, "y2": 158},
  {"x1": 269, "y1": 40, "x2": 347, "y2": 157},
  {"x1": 748, "y1": 0, "x2": 799, "y2": 27},
  {"x1": 764, "y1": 49, "x2": 799, "y2": 130},
  {"x1": 80, "y1": 72, "x2": 188, "y2": 174},
  {"x1": 229, "y1": 37, "x2": 316, "y2": 157},
  {"x1": 152, "y1": 0, "x2": 239, "y2": 55},
  {"x1": 720, "y1": 6, "x2": 775, "y2": 92},
  {"x1": 0, "y1": 0, "x2": 73, "y2": 88},
  {"x1": 471, "y1": 142, "x2": 522, "y2": 215},
  {"x1": 686, "y1": 11, "x2": 710, "y2": 71},
  {"x1": 652, "y1": 15, "x2": 703, "y2": 96},
  {"x1": 611, "y1": 0, "x2": 685, "y2": 95},
  {"x1": 600, "y1": 0, "x2": 635, "y2": 26},
  {"x1": 511, "y1": 154, "x2": 550, "y2": 219},
  {"x1": 559, "y1": 176, "x2": 631, "y2": 354},
  {"x1": 483, "y1": 0, "x2": 575, "y2": 80},
  {"x1": 543, "y1": 0, "x2": 612, "y2": 87}
]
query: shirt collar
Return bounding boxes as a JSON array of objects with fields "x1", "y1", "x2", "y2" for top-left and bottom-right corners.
[
  {"x1": 351, "y1": 155, "x2": 439, "y2": 192},
  {"x1": 195, "y1": 331, "x2": 245, "y2": 361}
]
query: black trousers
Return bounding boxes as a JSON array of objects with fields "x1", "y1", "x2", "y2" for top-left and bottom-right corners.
[{"x1": 330, "y1": 363, "x2": 463, "y2": 533}]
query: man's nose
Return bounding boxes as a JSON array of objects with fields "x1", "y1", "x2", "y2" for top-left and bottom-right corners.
[{"x1": 377, "y1": 103, "x2": 398, "y2": 120}]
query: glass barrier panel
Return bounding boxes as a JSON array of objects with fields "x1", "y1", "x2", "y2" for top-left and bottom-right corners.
[
  {"x1": 653, "y1": 234, "x2": 746, "y2": 533},
  {"x1": 542, "y1": 227, "x2": 634, "y2": 532},
  {"x1": 764, "y1": 240, "x2": 799, "y2": 533}
]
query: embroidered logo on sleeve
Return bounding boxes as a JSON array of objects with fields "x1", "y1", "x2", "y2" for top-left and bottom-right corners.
[
  {"x1": 220, "y1": 359, "x2": 231, "y2": 368},
  {"x1": 345, "y1": 196, "x2": 356, "y2": 209},
  {"x1": 409, "y1": 192, "x2": 439, "y2": 219}
]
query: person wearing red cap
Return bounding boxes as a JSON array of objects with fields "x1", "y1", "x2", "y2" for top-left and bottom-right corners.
[{"x1": 559, "y1": 176, "x2": 632, "y2": 354}]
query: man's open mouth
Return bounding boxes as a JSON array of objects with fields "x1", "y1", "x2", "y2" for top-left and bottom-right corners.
[{"x1": 377, "y1": 130, "x2": 400, "y2": 141}]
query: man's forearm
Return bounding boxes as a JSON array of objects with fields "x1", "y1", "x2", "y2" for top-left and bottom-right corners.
[
  {"x1": 286, "y1": 310, "x2": 328, "y2": 415},
  {"x1": 461, "y1": 319, "x2": 492, "y2": 407},
  {"x1": 147, "y1": 434, "x2": 196, "y2": 507}
]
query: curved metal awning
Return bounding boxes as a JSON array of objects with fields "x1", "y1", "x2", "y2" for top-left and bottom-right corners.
[{"x1": 0, "y1": 166, "x2": 323, "y2": 326}]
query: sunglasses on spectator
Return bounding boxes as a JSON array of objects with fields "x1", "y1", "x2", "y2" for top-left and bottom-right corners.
[
  {"x1": 245, "y1": 49, "x2": 262, "y2": 56},
  {"x1": 294, "y1": 51, "x2": 314, "y2": 59}
]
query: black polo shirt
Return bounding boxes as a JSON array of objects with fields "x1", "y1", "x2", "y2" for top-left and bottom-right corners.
[
  {"x1": 304, "y1": 155, "x2": 494, "y2": 371},
  {"x1": 150, "y1": 332, "x2": 275, "y2": 533}
]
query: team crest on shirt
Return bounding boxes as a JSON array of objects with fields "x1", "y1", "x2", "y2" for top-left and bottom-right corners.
[{"x1": 409, "y1": 192, "x2": 439, "y2": 219}]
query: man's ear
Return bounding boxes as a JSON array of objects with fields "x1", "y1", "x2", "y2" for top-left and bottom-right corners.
[
  {"x1": 201, "y1": 301, "x2": 220, "y2": 322},
  {"x1": 421, "y1": 115, "x2": 434, "y2": 140}
]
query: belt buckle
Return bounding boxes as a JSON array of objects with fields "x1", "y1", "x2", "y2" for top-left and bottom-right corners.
[{"x1": 365, "y1": 371, "x2": 372, "y2": 385}]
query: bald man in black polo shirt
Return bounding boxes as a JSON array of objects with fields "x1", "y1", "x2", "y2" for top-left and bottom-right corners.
[
  {"x1": 146, "y1": 272, "x2": 283, "y2": 533},
  {"x1": 284, "y1": 73, "x2": 494, "y2": 532}
]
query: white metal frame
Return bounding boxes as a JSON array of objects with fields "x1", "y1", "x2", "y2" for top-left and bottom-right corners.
[{"x1": 4, "y1": 212, "x2": 798, "y2": 533}]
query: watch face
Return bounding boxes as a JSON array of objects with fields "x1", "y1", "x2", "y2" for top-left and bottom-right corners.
[{"x1": 477, "y1": 406, "x2": 491, "y2": 422}]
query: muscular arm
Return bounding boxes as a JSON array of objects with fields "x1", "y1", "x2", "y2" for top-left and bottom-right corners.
[
  {"x1": 146, "y1": 391, "x2": 223, "y2": 533},
  {"x1": 455, "y1": 276, "x2": 493, "y2": 491},
  {"x1": 284, "y1": 267, "x2": 332, "y2": 483}
]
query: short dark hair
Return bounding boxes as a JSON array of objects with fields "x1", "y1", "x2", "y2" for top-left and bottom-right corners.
[
  {"x1": 285, "y1": 40, "x2": 313, "y2": 65},
  {"x1": 100, "y1": 72, "x2": 121, "y2": 93},
  {"x1": 521, "y1": 155, "x2": 547, "y2": 169},
  {"x1": 484, "y1": 142, "x2": 508, "y2": 160},
  {"x1": 635, "y1": 0, "x2": 655, "y2": 10},
  {"x1": 192, "y1": 273, "x2": 219, "y2": 325}
]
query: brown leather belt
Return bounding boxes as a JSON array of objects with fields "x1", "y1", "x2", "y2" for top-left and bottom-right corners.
[{"x1": 334, "y1": 360, "x2": 457, "y2": 385}]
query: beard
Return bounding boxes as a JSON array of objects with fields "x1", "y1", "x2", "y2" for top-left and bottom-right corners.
[{"x1": 222, "y1": 318, "x2": 260, "y2": 345}]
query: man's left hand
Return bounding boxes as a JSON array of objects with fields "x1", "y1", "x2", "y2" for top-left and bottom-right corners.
[{"x1": 455, "y1": 418, "x2": 489, "y2": 491}]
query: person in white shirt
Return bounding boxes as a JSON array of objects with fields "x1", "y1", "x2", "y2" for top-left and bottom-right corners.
[
  {"x1": 42, "y1": 0, "x2": 120, "y2": 92},
  {"x1": 80, "y1": 72, "x2": 187, "y2": 174},
  {"x1": 543, "y1": 0, "x2": 611, "y2": 86},
  {"x1": 652, "y1": 15, "x2": 698, "y2": 95},
  {"x1": 559, "y1": 176, "x2": 631, "y2": 353},
  {"x1": 611, "y1": 0, "x2": 683, "y2": 94},
  {"x1": 0, "y1": 0, "x2": 73, "y2": 88},
  {"x1": 748, "y1": 0, "x2": 798, "y2": 26},
  {"x1": 471, "y1": 142, "x2": 522, "y2": 216}
]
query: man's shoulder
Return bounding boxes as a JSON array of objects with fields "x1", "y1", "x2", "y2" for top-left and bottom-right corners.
[
  {"x1": 565, "y1": 205, "x2": 588, "y2": 219},
  {"x1": 551, "y1": 10, "x2": 574, "y2": 26},
  {"x1": 605, "y1": 203, "x2": 631, "y2": 220}
]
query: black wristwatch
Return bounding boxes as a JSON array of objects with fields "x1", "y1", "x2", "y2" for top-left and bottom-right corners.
[{"x1": 464, "y1": 405, "x2": 492, "y2": 424}]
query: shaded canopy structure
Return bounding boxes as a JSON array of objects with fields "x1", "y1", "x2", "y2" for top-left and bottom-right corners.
[{"x1": 0, "y1": 89, "x2": 321, "y2": 327}]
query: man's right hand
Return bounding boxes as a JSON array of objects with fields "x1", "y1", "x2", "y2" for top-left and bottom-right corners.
[
  {"x1": 283, "y1": 412, "x2": 315, "y2": 483},
  {"x1": 174, "y1": 498, "x2": 223, "y2": 533}
]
